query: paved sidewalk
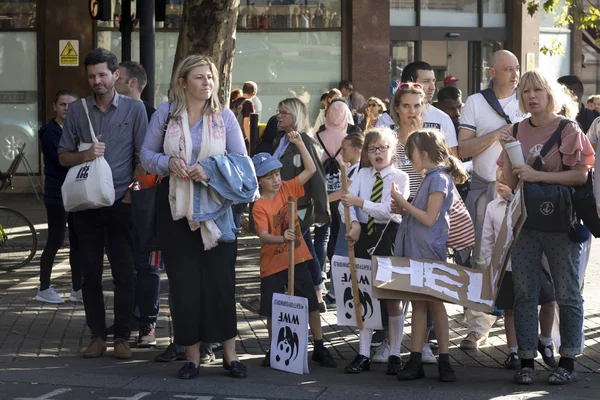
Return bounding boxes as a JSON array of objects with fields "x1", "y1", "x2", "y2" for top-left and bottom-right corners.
[{"x1": 1, "y1": 194, "x2": 599, "y2": 399}]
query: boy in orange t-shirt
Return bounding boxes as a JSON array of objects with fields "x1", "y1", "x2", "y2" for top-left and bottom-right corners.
[{"x1": 252, "y1": 131, "x2": 337, "y2": 369}]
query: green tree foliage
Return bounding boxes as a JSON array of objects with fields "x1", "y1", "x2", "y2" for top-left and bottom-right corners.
[{"x1": 524, "y1": 0, "x2": 600, "y2": 55}]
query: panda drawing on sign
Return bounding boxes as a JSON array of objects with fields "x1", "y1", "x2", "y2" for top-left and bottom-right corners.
[
  {"x1": 343, "y1": 286, "x2": 374, "y2": 322},
  {"x1": 275, "y1": 326, "x2": 300, "y2": 366}
]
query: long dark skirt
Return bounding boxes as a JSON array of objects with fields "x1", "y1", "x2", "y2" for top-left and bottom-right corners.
[{"x1": 158, "y1": 178, "x2": 238, "y2": 345}]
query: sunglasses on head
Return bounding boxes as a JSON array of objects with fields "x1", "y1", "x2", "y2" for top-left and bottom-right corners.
[{"x1": 399, "y1": 82, "x2": 423, "y2": 90}]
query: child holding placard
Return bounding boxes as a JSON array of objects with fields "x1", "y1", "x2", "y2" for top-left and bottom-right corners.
[
  {"x1": 391, "y1": 129, "x2": 468, "y2": 382},
  {"x1": 340, "y1": 127, "x2": 410, "y2": 375},
  {"x1": 252, "y1": 131, "x2": 337, "y2": 369}
]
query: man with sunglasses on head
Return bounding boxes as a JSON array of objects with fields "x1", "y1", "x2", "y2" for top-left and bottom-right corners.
[{"x1": 457, "y1": 49, "x2": 528, "y2": 351}]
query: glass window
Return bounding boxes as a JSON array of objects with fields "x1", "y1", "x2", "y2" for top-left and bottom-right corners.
[
  {"x1": 421, "y1": 0, "x2": 478, "y2": 27},
  {"x1": 0, "y1": 0, "x2": 36, "y2": 29},
  {"x1": 97, "y1": 31, "x2": 178, "y2": 105},
  {"x1": 237, "y1": 0, "x2": 341, "y2": 30},
  {"x1": 481, "y1": 41, "x2": 503, "y2": 91},
  {"x1": 482, "y1": 0, "x2": 505, "y2": 27},
  {"x1": 391, "y1": 41, "x2": 415, "y2": 84},
  {"x1": 390, "y1": 0, "x2": 416, "y2": 27},
  {"x1": 232, "y1": 31, "x2": 342, "y2": 125},
  {"x1": 0, "y1": 32, "x2": 39, "y2": 173}
]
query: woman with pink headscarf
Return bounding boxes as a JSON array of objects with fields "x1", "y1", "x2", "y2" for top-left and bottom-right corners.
[{"x1": 313, "y1": 99, "x2": 352, "y2": 311}]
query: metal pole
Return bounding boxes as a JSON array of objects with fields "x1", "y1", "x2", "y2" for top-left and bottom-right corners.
[
  {"x1": 139, "y1": 0, "x2": 156, "y2": 106},
  {"x1": 120, "y1": 0, "x2": 132, "y2": 62}
]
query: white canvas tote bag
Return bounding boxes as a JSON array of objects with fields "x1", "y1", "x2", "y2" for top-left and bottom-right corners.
[{"x1": 61, "y1": 99, "x2": 115, "y2": 212}]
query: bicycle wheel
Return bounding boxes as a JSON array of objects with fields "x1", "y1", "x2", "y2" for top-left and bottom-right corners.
[{"x1": 0, "y1": 206, "x2": 38, "y2": 269}]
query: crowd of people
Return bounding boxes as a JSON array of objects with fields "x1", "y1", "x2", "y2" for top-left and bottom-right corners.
[{"x1": 35, "y1": 46, "x2": 597, "y2": 387}]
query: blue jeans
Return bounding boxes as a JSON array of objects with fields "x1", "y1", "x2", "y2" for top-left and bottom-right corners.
[
  {"x1": 302, "y1": 227, "x2": 323, "y2": 288},
  {"x1": 512, "y1": 229, "x2": 583, "y2": 358},
  {"x1": 313, "y1": 223, "x2": 330, "y2": 273},
  {"x1": 330, "y1": 222, "x2": 350, "y2": 296},
  {"x1": 134, "y1": 249, "x2": 161, "y2": 330}
]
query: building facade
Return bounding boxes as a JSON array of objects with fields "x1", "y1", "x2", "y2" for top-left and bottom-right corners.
[{"x1": 0, "y1": 0, "x2": 579, "y2": 192}]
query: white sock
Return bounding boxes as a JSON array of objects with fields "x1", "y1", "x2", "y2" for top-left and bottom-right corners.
[
  {"x1": 389, "y1": 315, "x2": 405, "y2": 357},
  {"x1": 359, "y1": 328, "x2": 374, "y2": 357},
  {"x1": 508, "y1": 346, "x2": 518, "y2": 355},
  {"x1": 539, "y1": 335, "x2": 552, "y2": 347}
]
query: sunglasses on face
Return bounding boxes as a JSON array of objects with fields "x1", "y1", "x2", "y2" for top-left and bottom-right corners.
[{"x1": 368, "y1": 103, "x2": 379, "y2": 107}]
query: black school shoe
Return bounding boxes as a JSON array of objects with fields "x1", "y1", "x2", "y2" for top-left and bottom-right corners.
[
  {"x1": 223, "y1": 359, "x2": 248, "y2": 379},
  {"x1": 537, "y1": 340, "x2": 558, "y2": 368},
  {"x1": 386, "y1": 355, "x2": 403, "y2": 375},
  {"x1": 344, "y1": 354, "x2": 371, "y2": 373},
  {"x1": 397, "y1": 360, "x2": 425, "y2": 380},
  {"x1": 438, "y1": 361, "x2": 457, "y2": 382},
  {"x1": 177, "y1": 362, "x2": 200, "y2": 379},
  {"x1": 312, "y1": 346, "x2": 337, "y2": 368}
]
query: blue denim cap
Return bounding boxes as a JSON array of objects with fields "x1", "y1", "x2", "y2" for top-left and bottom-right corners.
[{"x1": 252, "y1": 152, "x2": 283, "y2": 177}]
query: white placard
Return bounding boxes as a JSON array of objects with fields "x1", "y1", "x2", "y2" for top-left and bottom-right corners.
[
  {"x1": 270, "y1": 293, "x2": 309, "y2": 375},
  {"x1": 332, "y1": 255, "x2": 383, "y2": 330}
]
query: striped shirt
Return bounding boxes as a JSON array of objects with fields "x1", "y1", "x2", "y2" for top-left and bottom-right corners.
[{"x1": 394, "y1": 141, "x2": 422, "y2": 200}]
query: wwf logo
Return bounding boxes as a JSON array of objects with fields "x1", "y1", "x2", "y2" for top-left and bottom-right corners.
[
  {"x1": 275, "y1": 326, "x2": 299, "y2": 366},
  {"x1": 540, "y1": 201, "x2": 554, "y2": 216},
  {"x1": 343, "y1": 287, "x2": 374, "y2": 322}
]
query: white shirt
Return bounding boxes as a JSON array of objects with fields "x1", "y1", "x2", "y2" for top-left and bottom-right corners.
[
  {"x1": 459, "y1": 92, "x2": 528, "y2": 182},
  {"x1": 339, "y1": 165, "x2": 410, "y2": 225},
  {"x1": 422, "y1": 106, "x2": 458, "y2": 148},
  {"x1": 481, "y1": 197, "x2": 511, "y2": 271},
  {"x1": 587, "y1": 115, "x2": 600, "y2": 145},
  {"x1": 374, "y1": 112, "x2": 395, "y2": 128}
]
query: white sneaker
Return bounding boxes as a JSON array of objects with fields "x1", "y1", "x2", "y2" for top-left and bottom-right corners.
[
  {"x1": 35, "y1": 287, "x2": 64, "y2": 304},
  {"x1": 422, "y1": 343, "x2": 437, "y2": 364},
  {"x1": 372, "y1": 339, "x2": 390, "y2": 363},
  {"x1": 68, "y1": 289, "x2": 83, "y2": 303}
]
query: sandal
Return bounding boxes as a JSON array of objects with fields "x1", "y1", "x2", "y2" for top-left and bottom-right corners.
[
  {"x1": 548, "y1": 367, "x2": 578, "y2": 385},
  {"x1": 514, "y1": 367, "x2": 534, "y2": 385}
]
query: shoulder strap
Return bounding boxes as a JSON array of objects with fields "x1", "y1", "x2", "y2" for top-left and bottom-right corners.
[
  {"x1": 480, "y1": 88, "x2": 512, "y2": 124},
  {"x1": 80, "y1": 99, "x2": 98, "y2": 143},
  {"x1": 316, "y1": 132, "x2": 334, "y2": 159},
  {"x1": 512, "y1": 122, "x2": 519, "y2": 139},
  {"x1": 531, "y1": 119, "x2": 570, "y2": 171}
]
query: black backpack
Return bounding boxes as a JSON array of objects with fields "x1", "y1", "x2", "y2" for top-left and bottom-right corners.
[{"x1": 316, "y1": 133, "x2": 342, "y2": 193}]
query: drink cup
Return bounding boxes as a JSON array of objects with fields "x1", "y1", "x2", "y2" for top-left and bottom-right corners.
[{"x1": 504, "y1": 141, "x2": 525, "y2": 166}]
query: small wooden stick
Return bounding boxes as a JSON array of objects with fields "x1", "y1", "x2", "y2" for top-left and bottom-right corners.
[
  {"x1": 288, "y1": 199, "x2": 295, "y2": 297},
  {"x1": 340, "y1": 164, "x2": 364, "y2": 329}
]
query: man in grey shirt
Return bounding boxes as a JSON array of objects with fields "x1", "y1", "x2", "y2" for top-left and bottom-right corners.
[{"x1": 58, "y1": 48, "x2": 148, "y2": 361}]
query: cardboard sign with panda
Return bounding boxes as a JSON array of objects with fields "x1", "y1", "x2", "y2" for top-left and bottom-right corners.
[
  {"x1": 332, "y1": 255, "x2": 383, "y2": 329},
  {"x1": 270, "y1": 293, "x2": 310, "y2": 375}
]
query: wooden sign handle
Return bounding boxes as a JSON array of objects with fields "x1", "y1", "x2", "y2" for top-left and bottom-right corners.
[
  {"x1": 288, "y1": 199, "x2": 295, "y2": 297},
  {"x1": 340, "y1": 164, "x2": 364, "y2": 330}
]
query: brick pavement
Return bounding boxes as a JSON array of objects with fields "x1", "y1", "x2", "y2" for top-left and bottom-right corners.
[{"x1": 1, "y1": 194, "x2": 600, "y2": 377}]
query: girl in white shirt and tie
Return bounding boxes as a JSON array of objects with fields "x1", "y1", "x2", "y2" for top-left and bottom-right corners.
[{"x1": 340, "y1": 127, "x2": 410, "y2": 375}]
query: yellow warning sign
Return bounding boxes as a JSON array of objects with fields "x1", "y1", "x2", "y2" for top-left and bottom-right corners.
[{"x1": 59, "y1": 40, "x2": 79, "y2": 67}]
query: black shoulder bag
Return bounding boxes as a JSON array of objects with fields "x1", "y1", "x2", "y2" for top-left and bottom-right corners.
[
  {"x1": 481, "y1": 88, "x2": 512, "y2": 124},
  {"x1": 131, "y1": 104, "x2": 172, "y2": 252},
  {"x1": 513, "y1": 119, "x2": 574, "y2": 233}
]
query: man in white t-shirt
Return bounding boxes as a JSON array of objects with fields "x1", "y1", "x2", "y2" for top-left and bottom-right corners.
[
  {"x1": 397, "y1": 61, "x2": 458, "y2": 154},
  {"x1": 457, "y1": 49, "x2": 528, "y2": 350}
]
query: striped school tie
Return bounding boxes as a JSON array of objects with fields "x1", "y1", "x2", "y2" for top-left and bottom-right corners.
[{"x1": 367, "y1": 172, "x2": 383, "y2": 235}]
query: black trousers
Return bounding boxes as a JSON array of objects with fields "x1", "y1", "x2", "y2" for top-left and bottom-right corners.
[
  {"x1": 158, "y1": 178, "x2": 238, "y2": 345},
  {"x1": 73, "y1": 201, "x2": 135, "y2": 341},
  {"x1": 39, "y1": 204, "x2": 81, "y2": 291}
]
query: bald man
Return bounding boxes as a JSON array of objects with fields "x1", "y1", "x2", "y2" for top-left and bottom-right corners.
[{"x1": 457, "y1": 50, "x2": 529, "y2": 350}]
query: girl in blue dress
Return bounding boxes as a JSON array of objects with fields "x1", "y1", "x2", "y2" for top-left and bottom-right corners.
[{"x1": 391, "y1": 129, "x2": 468, "y2": 383}]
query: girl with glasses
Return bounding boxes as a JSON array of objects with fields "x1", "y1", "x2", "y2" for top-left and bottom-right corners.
[{"x1": 340, "y1": 127, "x2": 410, "y2": 375}]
